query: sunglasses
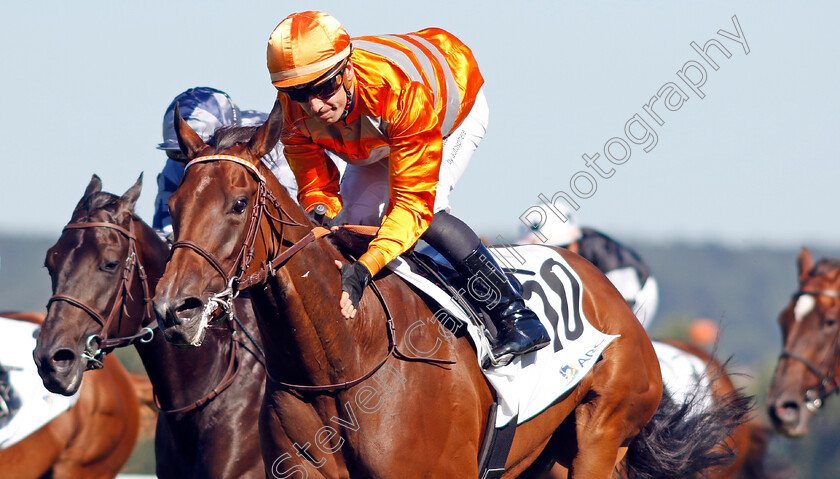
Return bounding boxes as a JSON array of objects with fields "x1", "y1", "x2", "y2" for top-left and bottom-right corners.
[{"x1": 278, "y1": 61, "x2": 347, "y2": 103}]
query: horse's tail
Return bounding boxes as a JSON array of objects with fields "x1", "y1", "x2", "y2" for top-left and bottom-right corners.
[{"x1": 621, "y1": 378, "x2": 753, "y2": 479}]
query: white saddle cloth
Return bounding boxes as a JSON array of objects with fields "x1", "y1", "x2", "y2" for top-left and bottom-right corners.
[
  {"x1": 652, "y1": 341, "x2": 715, "y2": 416},
  {"x1": 0, "y1": 317, "x2": 80, "y2": 449},
  {"x1": 389, "y1": 244, "x2": 618, "y2": 427}
]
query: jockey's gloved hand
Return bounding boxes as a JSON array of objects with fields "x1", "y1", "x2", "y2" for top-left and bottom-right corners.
[
  {"x1": 306, "y1": 204, "x2": 334, "y2": 229},
  {"x1": 340, "y1": 261, "x2": 372, "y2": 309}
]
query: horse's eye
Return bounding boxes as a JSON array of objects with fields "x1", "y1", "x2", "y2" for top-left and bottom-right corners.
[
  {"x1": 826, "y1": 318, "x2": 837, "y2": 328},
  {"x1": 100, "y1": 260, "x2": 120, "y2": 272},
  {"x1": 232, "y1": 198, "x2": 248, "y2": 214}
]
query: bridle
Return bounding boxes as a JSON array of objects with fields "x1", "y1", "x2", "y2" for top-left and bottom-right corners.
[
  {"x1": 778, "y1": 288, "x2": 840, "y2": 412},
  {"x1": 46, "y1": 220, "x2": 155, "y2": 370},
  {"x1": 170, "y1": 154, "x2": 450, "y2": 393},
  {"x1": 46, "y1": 217, "x2": 242, "y2": 414}
]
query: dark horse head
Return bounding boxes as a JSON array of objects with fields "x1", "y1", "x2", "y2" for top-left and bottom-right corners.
[
  {"x1": 768, "y1": 247, "x2": 840, "y2": 437},
  {"x1": 34, "y1": 175, "x2": 163, "y2": 394},
  {"x1": 33, "y1": 174, "x2": 266, "y2": 477}
]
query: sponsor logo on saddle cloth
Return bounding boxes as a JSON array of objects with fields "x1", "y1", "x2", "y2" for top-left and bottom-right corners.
[
  {"x1": 388, "y1": 244, "x2": 618, "y2": 428},
  {"x1": 652, "y1": 341, "x2": 714, "y2": 417},
  {"x1": 0, "y1": 317, "x2": 80, "y2": 449}
]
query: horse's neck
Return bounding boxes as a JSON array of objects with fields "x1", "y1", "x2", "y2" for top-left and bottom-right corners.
[
  {"x1": 136, "y1": 327, "x2": 234, "y2": 411},
  {"x1": 249, "y1": 177, "x2": 364, "y2": 384},
  {"x1": 256, "y1": 236, "x2": 357, "y2": 385},
  {"x1": 134, "y1": 217, "x2": 169, "y2": 294}
]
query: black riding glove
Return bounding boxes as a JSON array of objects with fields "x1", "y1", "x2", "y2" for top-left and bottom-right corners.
[
  {"x1": 340, "y1": 261, "x2": 372, "y2": 309},
  {"x1": 307, "y1": 204, "x2": 334, "y2": 229}
]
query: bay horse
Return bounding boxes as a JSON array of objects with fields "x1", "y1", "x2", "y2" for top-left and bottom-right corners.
[
  {"x1": 154, "y1": 100, "x2": 745, "y2": 478},
  {"x1": 32, "y1": 175, "x2": 266, "y2": 478},
  {"x1": 546, "y1": 338, "x2": 768, "y2": 479},
  {"x1": 0, "y1": 312, "x2": 139, "y2": 479},
  {"x1": 657, "y1": 340, "x2": 766, "y2": 479},
  {"x1": 768, "y1": 247, "x2": 840, "y2": 437}
]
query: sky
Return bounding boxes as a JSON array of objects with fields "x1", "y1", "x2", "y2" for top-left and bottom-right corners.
[{"x1": 1, "y1": 1, "x2": 837, "y2": 250}]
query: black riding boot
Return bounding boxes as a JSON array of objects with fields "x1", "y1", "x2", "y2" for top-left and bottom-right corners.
[{"x1": 453, "y1": 243, "x2": 550, "y2": 366}]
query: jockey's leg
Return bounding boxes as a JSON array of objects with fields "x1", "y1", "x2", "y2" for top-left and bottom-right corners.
[{"x1": 421, "y1": 211, "x2": 550, "y2": 366}]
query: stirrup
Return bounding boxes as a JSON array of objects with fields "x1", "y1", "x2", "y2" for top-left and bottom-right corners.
[{"x1": 482, "y1": 350, "x2": 514, "y2": 369}]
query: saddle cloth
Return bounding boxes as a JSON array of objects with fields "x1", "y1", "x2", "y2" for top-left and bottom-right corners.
[
  {"x1": 389, "y1": 244, "x2": 618, "y2": 427},
  {"x1": 652, "y1": 341, "x2": 715, "y2": 416},
  {"x1": 0, "y1": 317, "x2": 80, "y2": 449}
]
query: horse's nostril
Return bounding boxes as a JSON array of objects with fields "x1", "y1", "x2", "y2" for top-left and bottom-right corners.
[
  {"x1": 176, "y1": 297, "x2": 204, "y2": 319},
  {"x1": 51, "y1": 349, "x2": 76, "y2": 371},
  {"x1": 775, "y1": 400, "x2": 800, "y2": 422}
]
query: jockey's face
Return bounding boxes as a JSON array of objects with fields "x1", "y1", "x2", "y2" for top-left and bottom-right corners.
[{"x1": 299, "y1": 62, "x2": 354, "y2": 125}]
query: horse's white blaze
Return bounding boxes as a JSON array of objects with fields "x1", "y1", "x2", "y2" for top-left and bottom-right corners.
[{"x1": 794, "y1": 294, "x2": 816, "y2": 322}]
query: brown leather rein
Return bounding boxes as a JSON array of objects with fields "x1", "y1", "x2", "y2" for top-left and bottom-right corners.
[
  {"x1": 779, "y1": 289, "x2": 840, "y2": 411},
  {"x1": 46, "y1": 219, "x2": 241, "y2": 414},
  {"x1": 171, "y1": 155, "x2": 451, "y2": 393}
]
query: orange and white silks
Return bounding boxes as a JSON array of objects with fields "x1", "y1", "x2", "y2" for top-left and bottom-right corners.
[{"x1": 279, "y1": 28, "x2": 485, "y2": 276}]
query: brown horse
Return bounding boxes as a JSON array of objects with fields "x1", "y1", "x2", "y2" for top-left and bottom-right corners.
[
  {"x1": 767, "y1": 247, "x2": 840, "y2": 437},
  {"x1": 0, "y1": 312, "x2": 139, "y2": 478},
  {"x1": 546, "y1": 338, "x2": 768, "y2": 479},
  {"x1": 153, "y1": 100, "x2": 745, "y2": 478},
  {"x1": 659, "y1": 340, "x2": 766, "y2": 479},
  {"x1": 32, "y1": 175, "x2": 266, "y2": 478}
]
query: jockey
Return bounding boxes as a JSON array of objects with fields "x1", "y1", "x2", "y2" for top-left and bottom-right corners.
[
  {"x1": 519, "y1": 203, "x2": 660, "y2": 329},
  {"x1": 152, "y1": 86, "x2": 299, "y2": 242},
  {"x1": 267, "y1": 11, "x2": 549, "y2": 365}
]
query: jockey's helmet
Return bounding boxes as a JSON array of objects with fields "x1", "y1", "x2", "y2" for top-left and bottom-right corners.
[
  {"x1": 157, "y1": 87, "x2": 240, "y2": 151},
  {"x1": 518, "y1": 202, "x2": 583, "y2": 246},
  {"x1": 267, "y1": 11, "x2": 351, "y2": 89}
]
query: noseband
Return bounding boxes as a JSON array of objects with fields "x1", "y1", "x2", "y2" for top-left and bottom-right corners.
[
  {"x1": 779, "y1": 289, "x2": 840, "y2": 411},
  {"x1": 46, "y1": 220, "x2": 154, "y2": 370}
]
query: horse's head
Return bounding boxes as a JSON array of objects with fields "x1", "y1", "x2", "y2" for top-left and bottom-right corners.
[
  {"x1": 767, "y1": 247, "x2": 840, "y2": 437},
  {"x1": 34, "y1": 174, "x2": 156, "y2": 395},
  {"x1": 154, "y1": 99, "x2": 304, "y2": 347}
]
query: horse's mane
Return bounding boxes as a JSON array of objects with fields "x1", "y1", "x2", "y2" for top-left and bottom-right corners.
[{"x1": 811, "y1": 258, "x2": 840, "y2": 277}]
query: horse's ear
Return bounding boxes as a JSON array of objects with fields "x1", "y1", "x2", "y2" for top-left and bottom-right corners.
[
  {"x1": 84, "y1": 174, "x2": 102, "y2": 198},
  {"x1": 798, "y1": 247, "x2": 814, "y2": 281},
  {"x1": 174, "y1": 102, "x2": 208, "y2": 159},
  {"x1": 118, "y1": 173, "x2": 143, "y2": 215},
  {"x1": 247, "y1": 99, "x2": 283, "y2": 159},
  {"x1": 71, "y1": 174, "x2": 102, "y2": 218}
]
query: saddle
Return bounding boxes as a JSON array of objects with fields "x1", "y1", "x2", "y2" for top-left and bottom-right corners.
[{"x1": 329, "y1": 228, "x2": 520, "y2": 346}]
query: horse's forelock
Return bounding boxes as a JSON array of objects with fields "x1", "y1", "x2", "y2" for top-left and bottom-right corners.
[
  {"x1": 74, "y1": 192, "x2": 120, "y2": 223},
  {"x1": 811, "y1": 258, "x2": 840, "y2": 277},
  {"x1": 86, "y1": 192, "x2": 119, "y2": 211},
  {"x1": 212, "y1": 126, "x2": 260, "y2": 153}
]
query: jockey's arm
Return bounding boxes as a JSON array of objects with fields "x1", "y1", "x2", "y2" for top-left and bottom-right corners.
[
  {"x1": 357, "y1": 84, "x2": 442, "y2": 276},
  {"x1": 284, "y1": 138, "x2": 343, "y2": 216}
]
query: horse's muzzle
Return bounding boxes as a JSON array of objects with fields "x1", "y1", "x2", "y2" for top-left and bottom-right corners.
[
  {"x1": 33, "y1": 345, "x2": 83, "y2": 396},
  {"x1": 767, "y1": 395, "x2": 811, "y2": 437},
  {"x1": 154, "y1": 297, "x2": 209, "y2": 348}
]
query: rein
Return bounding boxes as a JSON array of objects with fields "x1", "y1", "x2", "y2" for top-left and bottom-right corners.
[
  {"x1": 173, "y1": 155, "x2": 452, "y2": 393},
  {"x1": 46, "y1": 220, "x2": 155, "y2": 370},
  {"x1": 779, "y1": 289, "x2": 840, "y2": 411}
]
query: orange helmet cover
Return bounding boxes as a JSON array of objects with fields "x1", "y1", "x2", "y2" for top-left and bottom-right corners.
[{"x1": 267, "y1": 11, "x2": 352, "y2": 88}]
